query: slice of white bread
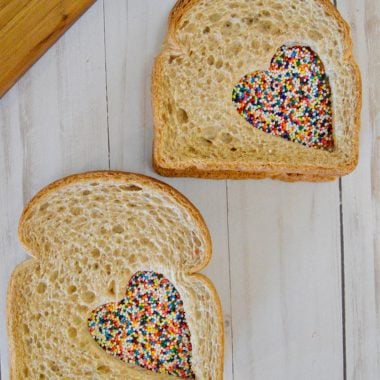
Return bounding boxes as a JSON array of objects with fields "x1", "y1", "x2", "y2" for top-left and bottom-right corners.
[
  {"x1": 152, "y1": 0, "x2": 361, "y2": 181},
  {"x1": 7, "y1": 171, "x2": 223, "y2": 379}
]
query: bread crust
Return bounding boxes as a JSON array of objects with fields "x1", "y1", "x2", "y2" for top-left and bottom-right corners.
[
  {"x1": 8, "y1": 171, "x2": 224, "y2": 379},
  {"x1": 154, "y1": 162, "x2": 337, "y2": 182},
  {"x1": 152, "y1": 0, "x2": 362, "y2": 181},
  {"x1": 7, "y1": 259, "x2": 35, "y2": 380}
]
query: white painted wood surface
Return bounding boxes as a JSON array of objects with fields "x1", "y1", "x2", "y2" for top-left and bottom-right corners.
[
  {"x1": 338, "y1": 0, "x2": 380, "y2": 378},
  {"x1": 0, "y1": 0, "x2": 378, "y2": 379}
]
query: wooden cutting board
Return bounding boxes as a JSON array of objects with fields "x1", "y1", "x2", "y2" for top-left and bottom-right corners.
[{"x1": 0, "y1": 0, "x2": 95, "y2": 98}]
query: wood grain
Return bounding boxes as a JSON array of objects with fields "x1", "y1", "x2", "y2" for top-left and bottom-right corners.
[
  {"x1": 337, "y1": 0, "x2": 380, "y2": 378},
  {"x1": 0, "y1": 0, "x2": 95, "y2": 98},
  {"x1": 0, "y1": 2, "x2": 108, "y2": 378}
]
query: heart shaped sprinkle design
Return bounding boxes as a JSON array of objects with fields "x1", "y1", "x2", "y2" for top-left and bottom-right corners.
[
  {"x1": 232, "y1": 45, "x2": 334, "y2": 150},
  {"x1": 88, "y1": 271, "x2": 194, "y2": 378}
]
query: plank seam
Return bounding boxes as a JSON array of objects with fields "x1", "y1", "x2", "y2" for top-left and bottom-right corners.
[
  {"x1": 102, "y1": 0, "x2": 111, "y2": 170},
  {"x1": 335, "y1": 2, "x2": 347, "y2": 379},
  {"x1": 143, "y1": 1, "x2": 148, "y2": 171},
  {"x1": 339, "y1": 176, "x2": 347, "y2": 380},
  {"x1": 225, "y1": 181, "x2": 235, "y2": 379},
  {"x1": 333, "y1": 1, "x2": 347, "y2": 378}
]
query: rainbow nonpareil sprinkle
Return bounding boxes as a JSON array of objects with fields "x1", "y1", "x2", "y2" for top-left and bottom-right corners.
[
  {"x1": 88, "y1": 271, "x2": 194, "y2": 378},
  {"x1": 232, "y1": 45, "x2": 334, "y2": 150}
]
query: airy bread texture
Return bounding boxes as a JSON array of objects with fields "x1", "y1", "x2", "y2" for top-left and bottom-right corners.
[
  {"x1": 153, "y1": 0, "x2": 361, "y2": 181},
  {"x1": 8, "y1": 171, "x2": 223, "y2": 379}
]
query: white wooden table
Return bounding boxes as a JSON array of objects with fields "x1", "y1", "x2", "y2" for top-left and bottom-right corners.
[{"x1": 0, "y1": 1, "x2": 378, "y2": 379}]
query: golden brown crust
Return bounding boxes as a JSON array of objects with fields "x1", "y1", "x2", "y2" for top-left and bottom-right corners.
[
  {"x1": 154, "y1": 157, "x2": 340, "y2": 182},
  {"x1": 10, "y1": 171, "x2": 224, "y2": 379},
  {"x1": 7, "y1": 260, "x2": 35, "y2": 380},
  {"x1": 152, "y1": 0, "x2": 362, "y2": 182}
]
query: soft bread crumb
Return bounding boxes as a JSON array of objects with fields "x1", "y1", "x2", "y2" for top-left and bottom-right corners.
[
  {"x1": 8, "y1": 172, "x2": 223, "y2": 379},
  {"x1": 153, "y1": 0, "x2": 361, "y2": 180}
]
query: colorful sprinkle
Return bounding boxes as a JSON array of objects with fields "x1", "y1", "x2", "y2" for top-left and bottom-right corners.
[
  {"x1": 88, "y1": 271, "x2": 194, "y2": 378},
  {"x1": 232, "y1": 45, "x2": 334, "y2": 150}
]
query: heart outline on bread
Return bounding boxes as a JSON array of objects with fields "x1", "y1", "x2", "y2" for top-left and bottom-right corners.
[
  {"x1": 88, "y1": 270, "x2": 194, "y2": 378},
  {"x1": 232, "y1": 45, "x2": 334, "y2": 151},
  {"x1": 8, "y1": 171, "x2": 224, "y2": 379}
]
